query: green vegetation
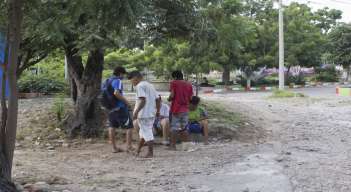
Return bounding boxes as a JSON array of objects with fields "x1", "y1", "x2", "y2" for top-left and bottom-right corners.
[
  {"x1": 0, "y1": 0, "x2": 348, "y2": 138},
  {"x1": 205, "y1": 102, "x2": 242, "y2": 125},
  {"x1": 270, "y1": 89, "x2": 306, "y2": 98},
  {"x1": 18, "y1": 75, "x2": 66, "y2": 94},
  {"x1": 329, "y1": 23, "x2": 351, "y2": 81},
  {"x1": 52, "y1": 94, "x2": 66, "y2": 122},
  {"x1": 18, "y1": 55, "x2": 67, "y2": 93},
  {"x1": 315, "y1": 65, "x2": 339, "y2": 82}
]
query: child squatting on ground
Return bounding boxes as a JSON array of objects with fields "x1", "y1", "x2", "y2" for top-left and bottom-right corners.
[{"x1": 187, "y1": 96, "x2": 209, "y2": 145}]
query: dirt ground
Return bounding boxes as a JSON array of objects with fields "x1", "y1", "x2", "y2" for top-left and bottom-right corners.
[
  {"x1": 13, "y1": 87, "x2": 351, "y2": 192},
  {"x1": 13, "y1": 97, "x2": 263, "y2": 192}
]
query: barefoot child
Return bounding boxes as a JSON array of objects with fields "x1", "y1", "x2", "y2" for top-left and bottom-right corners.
[
  {"x1": 102, "y1": 66, "x2": 133, "y2": 153},
  {"x1": 128, "y1": 71, "x2": 160, "y2": 158},
  {"x1": 168, "y1": 70, "x2": 193, "y2": 150},
  {"x1": 187, "y1": 96, "x2": 209, "y2": 144}
]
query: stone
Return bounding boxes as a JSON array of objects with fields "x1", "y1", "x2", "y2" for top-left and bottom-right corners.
[
  {"x1": 24, "y1": 136, "x2": 33, "y2": 141},
  {"x1": 15, "y1": 183, "x2": 24, "y2": 191},
  {"x1": 34, "y1": 182, "x2": 47, "y2": 185},
  {"x1": 24, "y1": 182, "x2": 51, "y2": 192},
  {"x1": 47, "y1": 146, "x2": 55, "y2": 150},
  {"x1": 62, "y1": 143, "x2": 70, "y2": 148},
  {"x1": 188, "y1": 185, "x2": 197, "y2": 189}
]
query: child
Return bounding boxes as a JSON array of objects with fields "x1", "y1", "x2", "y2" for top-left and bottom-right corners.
[
  {"x1": 168, "y1": 70, "x2": 193, "y2": 150},
  {"x1": 153, "y1": 96, "x2": 170, "y2": 145},
  {"x1": 128, "y1": 71, "x2": 160, "y2": 158},
  {"x1": 187, "y1": 96, "x2": 209, "y2": 145}
]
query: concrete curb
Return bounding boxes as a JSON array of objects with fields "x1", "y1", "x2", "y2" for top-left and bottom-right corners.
[{"x1": 201, "y1": 82, "x2": 349, "y2": 94}]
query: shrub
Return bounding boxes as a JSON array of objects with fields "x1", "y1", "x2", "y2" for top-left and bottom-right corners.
[
  {"x1": 18, "y1": 74, "x2": 67, "y2": 94},
  {"x1": 287, "y1": 74, "x2": 306, "y2": 85},
  {"x1": 216, "y1": 81, "x2": 234, "y2": 85},
  {"x1": 52, "y1": 93, "x2": 65, "y2": 122},
  {"x1": 236, "y1": 75, "x2": 278, "y2": 87},
  {"x1": 315, "y1": 66, "x2": 339, "y2": 82},
  {"x1": 270, "y1": 89, "x2": 305, "y2": 98},
  {"x1": 103, "y1": 69, "x2": 113, "y2": 80}
]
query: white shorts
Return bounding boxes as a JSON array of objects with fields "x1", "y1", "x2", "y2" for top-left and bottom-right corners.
[{"x1": 137, "y1": 118, "x2": 155, "y2": 142}]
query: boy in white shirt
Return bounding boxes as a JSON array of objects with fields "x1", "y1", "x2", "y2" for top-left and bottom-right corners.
[{"x1": 128, "y1": 71, "x2": 160, "y2": 158}]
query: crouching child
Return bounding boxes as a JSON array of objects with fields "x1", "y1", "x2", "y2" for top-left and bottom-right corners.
[{"x1": 187, "y1": 96, "x2": 209, "y2": 145}]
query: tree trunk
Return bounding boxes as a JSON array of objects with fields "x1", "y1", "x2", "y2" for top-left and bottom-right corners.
[
  {"x1": 0, "y1": 0, "x2": 23, "y2": 190},
  {"x1": 0, "y1": 147, "x2": 17, "y2": 191},
  {"x1": 70, "y1": 77, "x2": 78, "y2": 104},
  {"x1": 65, "y1": 49, "x2": 104, "y2": 137},
  {"x1": 246, "y1": 78, "x2": 251, "y2": 89},
  {"x1": 222, "y1": 65, "x2": 230, "y2": 85},
  {"x1": 346, "y1": 65, "x2": 350, "y2": 82},
  {"x1": 195, "y1": 73, "x2": 199, "y2": 96},
  {"x1": 285, "y1": 66, "x2": 291, "y2": 85}
]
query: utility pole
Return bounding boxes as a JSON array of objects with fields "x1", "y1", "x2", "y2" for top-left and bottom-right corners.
[
  {"x1": 64, "y1": 56, "x2": 68, "y2": 80},
  {"x1": 278, "y1": 0, "x2": 285, "y2": 90}
]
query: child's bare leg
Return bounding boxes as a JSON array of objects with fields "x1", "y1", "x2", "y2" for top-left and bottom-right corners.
[
  {"x1": 144, "y1": 140, "x2": 154, "y2": 158},
  {"x1": 201, "y1": 120, "x2": 209, "y2": 144},
  {"x1": 161, "y1": 118, "x2": 170, "y2": 144},
  {"x1": 136, "y1": 138, "x2": 145, "y2": 156},
  {"x1": 109, "y1": 128, "x2": 122, "y2": 153},
  {"x1": 169, "y1": 131, "x2": 177, "y2": 150},
  {"x1": 126, "y1": 128, "x2": 135, "y2": 151}
]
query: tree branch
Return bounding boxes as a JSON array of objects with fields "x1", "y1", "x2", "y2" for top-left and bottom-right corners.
[{"x1": 17, "y1": 52, "x2": 48, "y2": 76}]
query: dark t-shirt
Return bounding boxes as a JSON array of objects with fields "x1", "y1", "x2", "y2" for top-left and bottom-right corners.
[
  {"x1": 170, "y1": 80, "x2": 193, "y2": 114},
  {"x1": 111, "y1": 77, "x2": 127, "y2": 110}
]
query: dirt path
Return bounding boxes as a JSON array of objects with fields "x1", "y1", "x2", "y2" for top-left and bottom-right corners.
[
  {"x1": 201, "y1": 90, "x2": 351, "y2": 192},
  {"x1": 14, "y1": 89, "x2": 351, "y2": 192},
  {"x1": 13, "y1": 98, "x2": 262, "y2": 192}
]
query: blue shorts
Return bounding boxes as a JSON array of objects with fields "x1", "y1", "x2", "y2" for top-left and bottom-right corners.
[
  {"x1": 170, "y1": 112, "x2": 189, "y2": 132},
  {"x1": 186, "y1": 122, "x2": 204, "y2": 134},
  {"x1": 108, "y1": 108, "x2": 133, "y2": 129}
]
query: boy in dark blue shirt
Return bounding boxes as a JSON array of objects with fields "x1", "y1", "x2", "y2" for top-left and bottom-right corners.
[{"x1": 107, "y1": 66, "x2": 134, "y2": 153}]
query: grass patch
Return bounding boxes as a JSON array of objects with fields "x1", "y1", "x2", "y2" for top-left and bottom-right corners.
[
  {"x1": 52, "y1": 93, "x2": 66, "y2": 122},
  {"x1": 203, "y1": 102, "x2": 243, "y2": 125},
  {"x1": 270, "y1": 89, "x2": 306, "y2": 98}
]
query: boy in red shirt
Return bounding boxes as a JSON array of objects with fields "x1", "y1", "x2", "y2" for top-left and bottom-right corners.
[{"x1": 168, "y1": 70, "x2": 193, "y2": 150}]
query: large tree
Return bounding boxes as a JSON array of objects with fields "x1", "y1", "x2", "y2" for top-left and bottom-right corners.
[
  {"x1": 28, "y1": 0, "x2": 198, "y2": 137},
  {"x1": 329, "y1": 23, "x2": 351, "y2": 81},
  {"x1": 205, "y1": 0, "x2": 255, "y2": 84},
  {"x1": 0, "y1": 0, "x2": 23, "y2": 190},
  {"x1": 39, "y1": 0, "x2": 143, "y2": 137},
  {"x1": 237, "y1": 0, "x2": 277, "y2": 87}
]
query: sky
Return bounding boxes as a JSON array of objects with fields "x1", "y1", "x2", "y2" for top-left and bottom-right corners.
[{"x1": 284, "y1": 0, "x2": 351, "y2": 23}]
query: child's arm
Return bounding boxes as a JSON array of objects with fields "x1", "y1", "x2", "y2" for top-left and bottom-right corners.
[
  {"x1": 156, "y1": 97, "x2": 161, "y2": 117},
  {"x1": 133, "y1": 97, "x2": 146, "y2": 120},
  {"x1": 199, "y1": 108, "x2": 209, "y2": 121}
]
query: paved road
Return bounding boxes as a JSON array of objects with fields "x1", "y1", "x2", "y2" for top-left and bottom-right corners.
[{"x1": 189, "y1": 86, "x2": 351, "y2": 192}]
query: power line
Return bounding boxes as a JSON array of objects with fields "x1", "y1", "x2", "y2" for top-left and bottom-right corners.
[
  {"x1": 285, "y1": 0, "x2": 351, "y2": 6},
  {"x1": 328, "y1": 0, "x2": 351, "y2": 5}
]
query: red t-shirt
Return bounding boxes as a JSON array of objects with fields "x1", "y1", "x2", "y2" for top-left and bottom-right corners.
[{"x1": 170, "y1": 80, "x2": 193, "y2": 113}]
